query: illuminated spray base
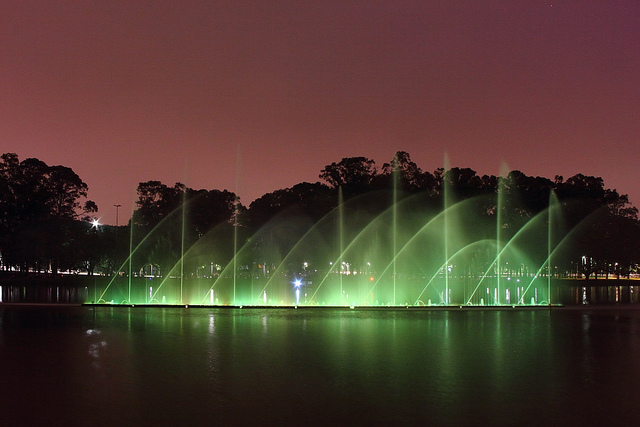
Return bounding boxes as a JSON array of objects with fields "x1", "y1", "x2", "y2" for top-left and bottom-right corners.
[{"x1": 91, "y1": 275, "x2": 552, "y2": 307}]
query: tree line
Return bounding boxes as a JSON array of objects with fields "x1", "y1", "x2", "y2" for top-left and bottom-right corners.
[{"x1": 1, "y1": 151, "x2": 638, "y2": 279}]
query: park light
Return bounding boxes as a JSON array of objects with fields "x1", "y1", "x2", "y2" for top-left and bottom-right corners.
[{"x1": 293, "y1": 279, "x2": 302, "y2": 305}]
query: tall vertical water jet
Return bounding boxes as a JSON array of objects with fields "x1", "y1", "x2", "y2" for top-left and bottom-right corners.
[
  {"x1": 180, "y1": 189, "x2": 186, "y2": 304},
  {"x1": 548, "y1": 194, "x2": 552, "y2": 303},
  {"x1": 392, "y1": 155, "x2": 399, "y2": 306},
  {"x1": 233, "y1": 148, "x2": 242, "y2": 305},
  {"x1": 128, "y1": 209, "x2": 133, "y2": 303},
  {"x1": 496, "y1": 162, "x2": 510, "y2": 305},
  {"x1": 496, "y1": 177, "x2": 502, "y2": 305},
  {"x1": 338, "y1": 186, "x2": 344, "y2": 304},
  {"x1": 443, "y1": 154, "x2": 451, "y2": 305},
  {"x1": 547, "y1": 190, "x2": 561, "y2": 304},
  {"x1": 233, "y1": 196, "x2": 239, "y2": 305}
]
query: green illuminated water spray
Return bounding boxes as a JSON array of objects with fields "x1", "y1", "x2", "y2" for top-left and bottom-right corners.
[
  {"x1": 128, "y1": 210, "x2": 133, "y2": 303},
  {"x1": 181, "y1": 189, "x2": 186, "y2": 304},
  {"x1": 443, "y1": 154, "x2": 451, "y2": 304},
  {"x1": 393, "y1": 154, "x2": 399, "y2": 306},
  {"x1": 338, "y1": 186, "x2": 344, "y2": 304},
  {"x1": 496, "y1": 163, "x2": 510, "y2": 305}
]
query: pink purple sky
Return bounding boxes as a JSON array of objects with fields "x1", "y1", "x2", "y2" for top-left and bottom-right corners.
[{"x1": 2, "y1": 1, "x2": 639, "y2": 224}]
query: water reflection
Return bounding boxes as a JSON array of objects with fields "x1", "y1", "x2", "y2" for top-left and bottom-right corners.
[
  {"x1": 208, "y1": 313, "x2": 215, "y2": 335},
  {"x1": 2, "y1": 306, "x2": 640, "y2": 425},
  {"x1": 85, "y1": 328, "x2": 106, "y2": 367}
]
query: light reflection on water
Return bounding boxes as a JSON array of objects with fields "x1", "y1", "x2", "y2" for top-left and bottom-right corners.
[{"x1": 1, "y1": 306, "x2": 640, "y2": 425}]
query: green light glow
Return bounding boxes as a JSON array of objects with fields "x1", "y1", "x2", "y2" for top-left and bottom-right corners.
[{"x1": 90, "y1": 180, "x2": 577, "y2": 308}]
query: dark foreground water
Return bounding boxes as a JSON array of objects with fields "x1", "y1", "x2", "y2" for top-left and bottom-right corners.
[{"x1": 1, "y1": 306, "x2": 640, "y2": 426}]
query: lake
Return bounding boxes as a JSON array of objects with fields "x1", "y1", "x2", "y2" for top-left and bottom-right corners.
[{"x1": 1, "y1": 305, "x2": 640, "y2": 426}]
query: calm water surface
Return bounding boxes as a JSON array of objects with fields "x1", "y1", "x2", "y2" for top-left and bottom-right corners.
[{"x1": 1, "y1": 306, "x2": 640, "y2": 426}]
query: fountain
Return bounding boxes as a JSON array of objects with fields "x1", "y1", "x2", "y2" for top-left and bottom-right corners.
[{"x1": 91, "y1": 169, "x2": 577, "y2": 308}]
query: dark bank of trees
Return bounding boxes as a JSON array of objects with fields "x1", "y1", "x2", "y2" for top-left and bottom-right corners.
[
  {"x1": 1, "y1": 151, "x2": 639, "y2": 279},
  {"x1": 0, "y1": 153, "x2": 99, "y2": 274}
]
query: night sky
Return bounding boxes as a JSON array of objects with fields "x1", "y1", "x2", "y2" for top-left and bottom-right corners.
[{"x1": 2, "y1": 1, "x2": 639, "y2": 224}]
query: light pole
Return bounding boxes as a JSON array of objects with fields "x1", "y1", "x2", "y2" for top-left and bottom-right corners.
[
  {"x1": 114, "y1": 203, "x2": 121, "y2": 247},
  {"x1": 114, "y1": 204, "x2": 121, "y2": 227}
]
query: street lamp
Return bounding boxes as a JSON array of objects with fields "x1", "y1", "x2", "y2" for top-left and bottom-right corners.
[{"x1": 114, "y1": 204, "x2": 121, "y2": 227}]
